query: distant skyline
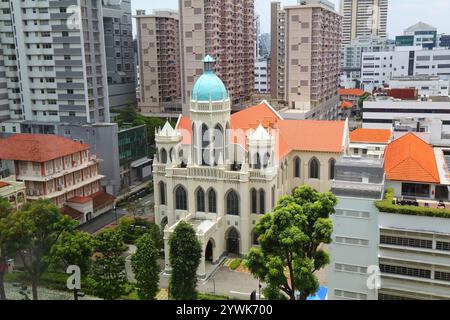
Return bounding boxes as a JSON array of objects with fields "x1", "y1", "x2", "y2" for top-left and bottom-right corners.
[{"x1": 131, "y1": 0, "x2": 450, "y2": 39}]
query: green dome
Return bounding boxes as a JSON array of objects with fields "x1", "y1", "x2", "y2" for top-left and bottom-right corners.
[{"x1": 191, "y1": 55, "x2": 228, "y2": 101}]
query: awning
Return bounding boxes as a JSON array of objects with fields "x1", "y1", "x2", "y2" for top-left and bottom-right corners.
[{"x1": 131, "y1": 157, "x2": 152, "y2": 168}]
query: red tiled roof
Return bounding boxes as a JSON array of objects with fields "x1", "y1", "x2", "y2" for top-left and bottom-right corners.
[
  {"x1": 384, "y1": 133, "x2": 440, "y2": 184},
  {"x1": 67, "y1": 196, "x2": 91, "y2": 204},
  {"x1": 176, "y1": 101, "x2": 346, "y2": 159},
  {"x1": 338, "y1": 88, "x2": 366, "y2": 97},
  {"x1": 60, "y1": 206, "x2": 83, "y2": 220},
  {"x1": 350, "y1": 128, "x2": 392, "y2": 144},
  {"x1": 340, "y1": 100, "x2": 353, "y2": 109},
  {"x1": 0, "y1": 134, "x2": 89, "y2": 162},
  {"x1": 92, "y1": 191, "x2": 115, "y2": 209},
  {"x1": 0, "y1": 181, "x2": 9, "y2": 188}
]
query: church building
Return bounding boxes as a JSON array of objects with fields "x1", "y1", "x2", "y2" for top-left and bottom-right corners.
[{"x1": 153, "y1": 56, "x2": 350, "y2": 277}]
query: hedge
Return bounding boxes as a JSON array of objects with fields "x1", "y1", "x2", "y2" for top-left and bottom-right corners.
[
  {"x1": 375, "y1": 188, "x2": 450, "y2": 219},
  {"x1": 229, "y1": 258, "x2": 242, "y2": 270}
]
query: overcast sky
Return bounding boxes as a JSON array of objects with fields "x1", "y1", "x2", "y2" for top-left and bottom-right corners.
[{"x1": 131, "y1": 0, "x2": 450, "y2": 38}]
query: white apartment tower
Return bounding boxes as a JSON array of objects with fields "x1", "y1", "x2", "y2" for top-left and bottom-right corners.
[
  {"x1": 179, "y1": 0, "x2": 255, "y2": 113},
  {"x1": 0, "y1": 0, "x2": 110, "y2": 135},
  {"x1": 340, "y1": 0, "x2": 388, "y2": 46}
]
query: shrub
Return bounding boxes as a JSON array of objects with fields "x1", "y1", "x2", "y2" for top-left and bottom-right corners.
[
  {"x1": 117, "y1": 217, "x2": 163, "y2": 248},
  {"x1": 375, "y1": 188, "x2": 450, "y2": 219},
  {"x1": 197, "y1": 292, "x2": 230, "y2": 300},
  {"x1": 229, "y1": 258, "x2": 242, "y2": 270}
]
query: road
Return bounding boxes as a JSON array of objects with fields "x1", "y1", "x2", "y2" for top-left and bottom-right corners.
[{"x1": 78, "y1": 208, "x2": 127, "y2": 234}]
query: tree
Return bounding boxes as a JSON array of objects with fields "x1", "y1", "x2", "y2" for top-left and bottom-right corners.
[
  {"x1": 0, "y1": 197, "x2": 13, "y2": 300},
  {"x1": 49, "y1": 231, "x2": 94, "y2": 299},
  {"x1": 125, "y1": 199, "x2": 144, "y2": 222},
  {"x1": 2, "y1": 199, "x2": 77, "y2": 300},
  {"x1": 90, "y1": 228, "x2": 128, "y2": 300},
  {"x1": 168, "y1": 221, "x2": 202, "y2": 300},
  {"x1": 245, "y1": 185, "x2": 337, "y2": 300},
  {"x1": 117, "y1": 216, "x2": 163, "y2": 250},
  {"x1": 131, "y1": 233, "x2": 160, "y2": 300}
]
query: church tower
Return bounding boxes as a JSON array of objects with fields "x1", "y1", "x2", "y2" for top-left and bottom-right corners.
[{"x1": 189, "y1": 56, "x2": 231, "y2": 167}]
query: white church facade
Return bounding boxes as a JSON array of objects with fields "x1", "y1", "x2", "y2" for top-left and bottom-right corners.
[{"x1": 153, "y1": 56, "x2": 350, "y2": 277}]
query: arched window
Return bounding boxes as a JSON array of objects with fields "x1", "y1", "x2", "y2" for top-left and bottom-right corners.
[
  {"x1": 329, "y1": 158, "x2": 336, "y2": 180},
  {"x1": 213, "y1": 124, "x2": 224, "y2": 166},
  {"x1": 201, "y1": 124, "x2": 210, "y2": 166},
  {"x1": 294, "y1": 157, "x2": 301, "y2": 178},
  {"x1": 252, "y1": 152, "x2": 261, "y2": 169},
  {"x1": 259, "y1": 189, "x2": 265, "y2": 214},
  {"x1": 159, "y1": 181, "x2": 166, "y2": 205},
  {"x1": 271, "y1": 186, "x2": 275, "y2": 209},
  {"x1": 309, "y1": 158, "x2": 320, "y2": 179},
  {"x1": 250, "y1": 188, "x2": 257, "y2": 213},
  {"x1": 196, "y1": 188, "x2": 205, "y2": 212},
  {"x1": 192, "y1": 122, "x2": 198, "y2": 164},
  {"x1": 263, "y1": 152, "x2": 271, "y2": 168},
  {"x1": 161, "y1": 148, "x2": 167, "y2": 164},
  {"x1": 169, "y1": 147, "x2": 174, "y2": 162},
  {"x1": 208, "y1": 188, "x2": 217, "y2": 213},
  {"x1": 226, "y1": 190, "x2": 239, "y2": 215},
  {"x1": 175, "y1": 185, "x2": 187, "y2": 210}
]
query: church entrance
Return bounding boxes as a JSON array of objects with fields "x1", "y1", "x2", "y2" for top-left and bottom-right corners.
[
  {"x1": 226, "y1": 227, "x2": 240, "y2": 255},
  {"x1": 205, "y1": 240, "x2": 214, "y2": 262}
]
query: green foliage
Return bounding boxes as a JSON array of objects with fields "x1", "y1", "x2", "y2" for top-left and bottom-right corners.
[
  {"x1": 375, "y1": 188, "x2": 450, "y2": 218},
  {"x1": 197, "y1": 292, "x2": 230, "y2": 300},
  {"x1": 358, "y1": 92, "x2": 371, "y2": 110},
  {"x1": 229, "y1": 258, "x2": 242, "y2": 270},
  {"x1": 131, "y1": 233, "x2": 160, "y2": 300},
  {"x1": 1, "y1": 199, "x2": 76, "y2": 300},
  {"x1": 169, "y1": 221, "x2": 202, "y2": 300},
  {"x1": 244, "y1": 185, "x2": 337, "y2": 300},
  {"x1": 89, "y1": 229, "x2": 128, "y2": 300},
  {"x1": 117, "y1": 216, "x2": 163, "y2": 249},
  {"x1": 0, "y1": 197, "x2": 13, "y2": 300},
  {"x1": 114, "y1": 105, "x2": 176, "y2": 156},
  {"x1": 49, "y1": 231, "x2": 94, "y2": 273}
]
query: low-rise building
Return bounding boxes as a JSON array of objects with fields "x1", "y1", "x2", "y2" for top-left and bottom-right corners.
[
  {"x1": 0, "y1": 134, "x2": 114, "y2": 223},
  {"x1": 349, "y1": 128, "x2": 392, "y2": 158},
  {"x1": 389, "y1": 76, "x2": 449, "y2": 97},
  {"x1": 0, "y1": 175, "x2": 26, "y2": 210}
]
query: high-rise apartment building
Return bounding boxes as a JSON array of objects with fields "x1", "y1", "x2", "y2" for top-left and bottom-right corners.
[
  {"x1": 0, "y1": 0, "x2": 110, "y2": 135},
  {"x1": 102, "y1": 0, "x2": 137, "y2": 110},
  {"x1": 270, "y1": 1, "x2": 286, "y2": 103},
  {"x1": 283, "y1": 0, "x2": 342, "y2": 119},
  {"x1": 340, "y1": 0, "x2": 388, "y2": 46},
  {"x1": 135, "y1": 9, "x2": 181, "y2": 115},
  {"x1": 179, "y1": 0, "x2": 254, "y2": 113}
]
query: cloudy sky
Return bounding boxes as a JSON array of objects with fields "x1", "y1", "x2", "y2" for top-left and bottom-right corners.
[{"x1": 131, "y1": 0, "x2": 450, "y2": 38}]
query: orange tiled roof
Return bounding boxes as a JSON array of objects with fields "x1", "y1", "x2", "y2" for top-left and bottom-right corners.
[
  {"x1": 384, "y1": 133, "x2": 440, "y2": 184},
  {"x1": 338, "y1": 88, "x2": 365, "y2": 97},
  {"x1": 67, "y1": 196, "x2": 91, "y2": 204},
  {"x1": 0, "y1": 181, "x2": 9, "y2": 188},
  {"x1": 0, "y1": 134, "x2": 89, "y2": 162},
  {"x1": 350, "y1": 128, "x2": 392, "y2": 144},
  {"x1": 60, "y1": 206, "x2": 83, "y2": 220},
  {"x1": 340, "y1": 100, "x2": 353, "y2": 109},
  {"x1": 91, "y1": 191, "x2": 115, "y2": 209},
  {"x1": 176, "y1": 101, "x2": 346, "y2": 159}
]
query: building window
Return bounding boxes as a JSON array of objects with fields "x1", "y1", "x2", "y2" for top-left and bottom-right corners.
[
  {"x1": 226, "y1": 190, "x2": 239, "y2": 215},
  {"x1": 329, "y1": 158, "x2": 336, "y2": 180},
  {"x1": 380, "y1": 264, "x2": 431, "y2": 279},
  {"x1": 175, "y1": 185, "x2": 188, "y2": 210},
  {"x1": 259, "y1": 189, "x2": 265, "y2": 214},
  {"x1": 159, "y1": 181, "x2": 166, "y2": 205},
  {"x1": 196, "y1": 188, "x2": 205, "y2": 212},
  {"x1": 208, "y1": 188, "x2": 216, "y2": 213},
  {"x1": 201, "y1": 124, "x2": 210, "y2": 166},
  {"x1": 380, "y1": 235, "x2": 432, "y2": 249},
  {"x1": 251, "y1": 189, "x2": 257, "y2": 214},
  {"x1": 294, "y1": 157, "x2": 300, "y2": 178},
  {"x1": 160, "y1": 148, "x2": 167, "y2": 164},
  {"x1": 309, "y1": 158, "x2": 320, "y2": 179},
  {"x1": 401, "y1": 183, "x2": 430, "y2": 198}
]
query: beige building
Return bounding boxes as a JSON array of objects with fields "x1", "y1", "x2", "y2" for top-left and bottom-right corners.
[
  {"x1": 0, "y1": 134, "x2": 114, "y2": 223},
  {"x1": 340, "y1": 0, "x2": 389, "y2": 46},
  {"x1": 282, "y1": 0, "x2": 342, "y2": 120},
  {"x1": 153, "y1": 58, "x2": 349, "y2": 277},
  {"x1": 0, "y1": 175, "x2": 26, "y2": 210},
  {"x1": 135, "y1": 10, "x2": 181, "y2": 116},
  {"x1": 179, "y1": 0, "x2": 254, "y2": 113},
  {"x1": 270, "y1": 1, "x2": 287, "y2": 104}
]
